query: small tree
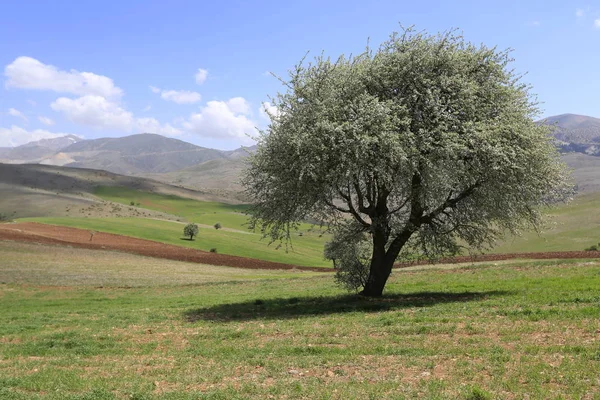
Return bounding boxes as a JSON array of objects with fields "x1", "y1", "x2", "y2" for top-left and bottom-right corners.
[
  {"x1": 183, "y1": 223, "x2": 199, "y2": 240},
  {"x1": 244, "y1": 27, "x2": 571, "y2": 297},
  {"x1": 324, "y1": 221, "x2": 372, "y2": 291},
  {"x1": 214, "y1": 222, "x2": 222, "y2": 230}
]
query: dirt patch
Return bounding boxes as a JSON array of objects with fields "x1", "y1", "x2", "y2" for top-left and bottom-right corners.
[{"x1": 0, "y1": 222, "x2": 329, "y2": 272}]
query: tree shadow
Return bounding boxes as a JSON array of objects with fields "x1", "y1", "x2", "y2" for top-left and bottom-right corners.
[
  {"x1": 179, "y1": 237, "x2": 195, "y2": 241},
  {"x1": 184, "y1": 290, "x2": 511, "y2": 323}
]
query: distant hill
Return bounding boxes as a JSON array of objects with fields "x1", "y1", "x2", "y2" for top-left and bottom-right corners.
[
  {"x1": 540, "y1": 114, "x2": 600, "y2": 155},
  {"x1": 561, "y1": 152, "x2": 600, "y2": 194},
  {"x1": 53, "y1": 133, "x2": 228, "y2": 175},
  {"x1": 0, "y1": 134, "x2": 82, "y2": 162},
  {"x1": 141, "y1": 157, "x2": 248, "y2": 201},
  {"x1": 0, "y1": 163, "x2": 240, "y2": 219}
]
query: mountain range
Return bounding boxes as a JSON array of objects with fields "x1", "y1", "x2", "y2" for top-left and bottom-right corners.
[{"x1": 1, "y1": 113, "x2": 599, "y2": 195}]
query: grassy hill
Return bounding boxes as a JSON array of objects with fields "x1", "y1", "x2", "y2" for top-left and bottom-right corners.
[
  {"x1": 492, "y1": 192, "x2": 600, "y2": 253},
  {"x1": 23, "y1": 185, "x2": 331, "y2": 268},
  {"x1": 0, "y1": 163, "x2": 238, "y2": 219}
]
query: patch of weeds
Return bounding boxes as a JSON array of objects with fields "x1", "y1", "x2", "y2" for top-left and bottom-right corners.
[{"x1": 464, "y1": 385, "x2": 491, "y2": 400}]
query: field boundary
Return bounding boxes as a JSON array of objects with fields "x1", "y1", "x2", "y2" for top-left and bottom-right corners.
[
  {"x1": 0, "y1": 222, "x2": 330, "y2": 272},
  {"x1": 2, "y1": 222, "x2": 600, "y2": 272}
]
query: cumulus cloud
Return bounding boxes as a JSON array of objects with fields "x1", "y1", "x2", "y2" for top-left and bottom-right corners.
[
  {"x1": 595, "y1": 18, "x2": 600, "y2": 28},
  {"x1": 160, "y1": 90, "x2": 202, "y2": 104},
  {"x1": 149, "y1": 86, "x2": 161, "y2": 94},
  {"x1": 576, "y1": 8, "x2": 585, "y2": 17},
  {"x1": 38, "y1": 116, "x2": 55, "y2": 126},
  {"x1": 4, "y1": 56, "x2": 122, "y2": 98},
  {"x1": 51, "y1": 95, "x2": 134, "y2": 131},
  {"x1": 50, "y1": 94, "x2": 178, "y2": 136},
  {"x1": 226, "y1": 97, "x2": 251, "y2": 115},
  {"x1": 183, "y1": 98, "x2": 257, "y2": 141},
  {"x1": 195, "y1": 68, "x2": 208, "y2": 85},
  {"x1": 8, "y1": 108, "x2": 28, "y2": 123},
  {"x1": 0, "y1": 125, "x2": 69, "y2": 147}
]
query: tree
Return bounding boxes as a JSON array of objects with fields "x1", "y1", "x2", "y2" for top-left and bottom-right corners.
[
  {"x1": 214, "y1": 222, "x2": 222, "y2": 230},
  {"x1": 183, "y1": 223, "x2": 199, "y2": 240},
  {"x1": 244, "y1": 28, "x2": 571, "y2": 297}
]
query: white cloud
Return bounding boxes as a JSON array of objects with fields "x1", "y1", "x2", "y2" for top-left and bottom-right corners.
[
  {"x1": 576, "y1": 8, "x2": 585, "y2": 17},
  {"x1": 0, "y1": 125, "x2": 69, "y2": 147},
  {"x1": 51, "y1": 95, "x2": 133, "y2": 131},
  {"x1": 135, "y1": 117, "x2": 181, "y2": 137},
  {"x1": 259, "y1": 102, "x2": 280, "y2": 121},
  {"x1": 142, "y1": 105, "x2": 152, "y2": 112},
  {"x1": 183, "y1": 98, "x2": 257, "y2": 141},
  {"x1": 4, "y1": 56, "x2": 122, "y2": 98},
  {"x1": 226, "y1": 97, "x2": 251, "y2": 115},
  {"x1": 595, "y1": 18, "x2": 600, "y2": 28},
  {"x1": 150, "y1": 86, "x2": 202, "y2": 104},
  {"x1": 38, "y1": 116, "x2": 55, "y2": 126},
  {"x1": 8, "y1": 108, "x2": 28, "y2": 123},
  {"x1": 195, "y1": 68, "x2": 208, "y2": 85},
  {"x1": 160, "y1": 90, "x2": 202, "y2": 104},
  {"x1": 50, "y1": 94, "x2": 178, "y2": 136}
]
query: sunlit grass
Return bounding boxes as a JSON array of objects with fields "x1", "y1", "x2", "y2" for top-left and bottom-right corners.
[{"x1": 1, "y1": 249, "x2": 599, "y2": 399}]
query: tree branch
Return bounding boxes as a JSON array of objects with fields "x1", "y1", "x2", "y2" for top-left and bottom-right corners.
[
  {"x1": 421, "y1": 182, "x2": 481, "y2": 225},
  {"x1": 337, "y1": 188, "x2": 371, "y2": 228}
]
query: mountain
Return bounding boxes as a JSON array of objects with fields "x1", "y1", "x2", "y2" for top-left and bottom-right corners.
[
  {"x1": 45, "y1": 133, "x2": 229, "y2": 175},
  {"x1": 0, "y1": 134, "x2": 82, "y2": 162},
  {"x1": 540, "y1": 114, "x2": 600, "y2": 155}
]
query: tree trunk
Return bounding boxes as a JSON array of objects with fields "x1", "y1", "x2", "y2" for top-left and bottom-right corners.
[
  {"x1": 360, "y1": 229, "x2": 414, "y2": 297},
  {"x1": 360, "y1": 256, "x2": 396, "y2": 297},
  {"x1": 360, "y1": 227, "x2": 394, "y2": 297}
]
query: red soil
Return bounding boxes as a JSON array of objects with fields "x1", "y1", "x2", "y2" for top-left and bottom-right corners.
[{"x1": 1, "y1": 222, "x2": 599, "y2": 271}]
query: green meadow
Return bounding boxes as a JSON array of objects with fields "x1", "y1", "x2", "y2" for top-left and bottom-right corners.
[
  {"x1": 1, "y1": 240, "x2": 599, "y2": 399},
  {"x1": 21, "y1": 216, "x2": 329, "y2": 268},
  {"x1": 492, "y1": 192, "x2": 600, "y2": 253}
]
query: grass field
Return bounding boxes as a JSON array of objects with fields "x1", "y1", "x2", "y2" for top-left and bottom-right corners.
[
  {"x1": 20, "y1": 217, "x2": 330, "y2": 268},
  {"x1": 1, "y1": 240, "x2": 599, "y2": 399},
  {"x1": 0, "y1": 241, "x2": 317, "y2": 287},
  {"x1": 93, "y1": 186, "x2": 251, "y2": 229},
  {"x1": 15, "y1": 187, "x2": 600, "y2": 270},
  {"x1": 492, "y1": 192, "x2": 600, "y2": 253}
]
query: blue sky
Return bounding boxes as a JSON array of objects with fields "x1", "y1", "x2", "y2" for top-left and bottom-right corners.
[{"x1": 1, "y1": 0, "x2": 599, "y2": 149}]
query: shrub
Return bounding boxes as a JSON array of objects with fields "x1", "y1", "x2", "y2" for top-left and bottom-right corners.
[
  {"x1": 129, "y1": 201, "x2": 135, "y2": 206},
  {"x1": 183, "y1": 223, "x2": 199, "y2": 240},
  {"x1": 584, "y1": 244, "x2": 599, "y2": 251},
  {"x1": 209, "y1": 248, "x2": 217, "y2": 253},
  {"x1": 324, "y1": 222, "x2": 371, "y2": 292},
  {"x1": 214, "y1": 222, "x2": 222, "y2": 230}
]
